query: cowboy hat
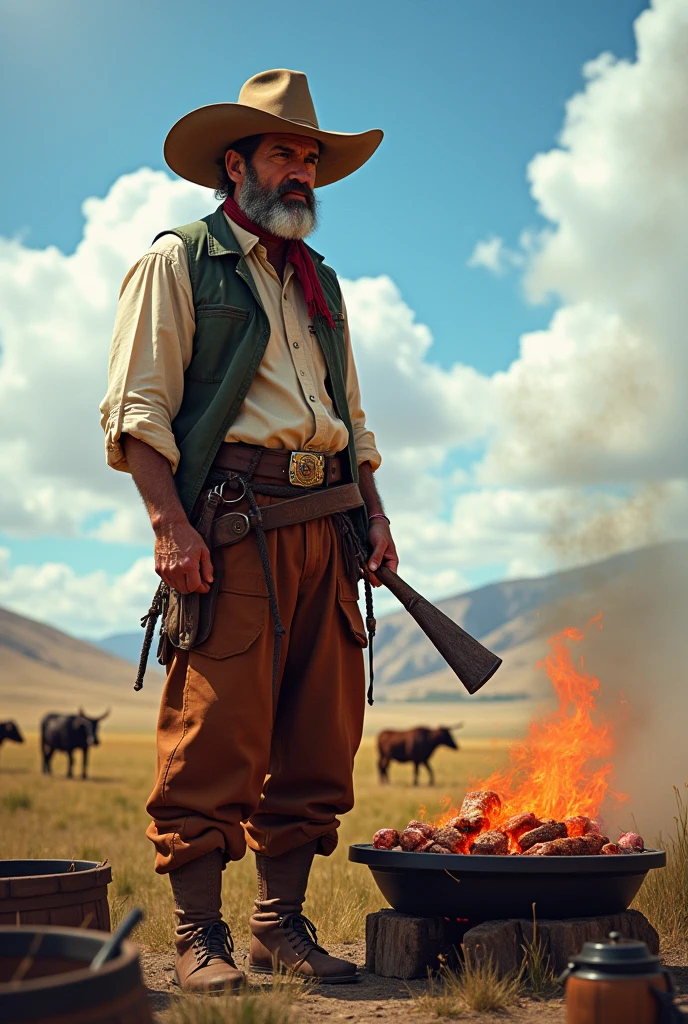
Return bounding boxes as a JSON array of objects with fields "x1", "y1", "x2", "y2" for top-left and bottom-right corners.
[{"x1": 164, "y1": 69, "x2": 384, "y2": 190}]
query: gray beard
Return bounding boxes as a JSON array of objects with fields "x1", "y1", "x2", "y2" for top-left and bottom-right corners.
[{"x1": 237, "y1": 164, "x2": 318, "y2": 239}]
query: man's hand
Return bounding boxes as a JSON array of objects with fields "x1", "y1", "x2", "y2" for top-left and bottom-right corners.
[
  {"x1": 153, "y1": 516, "x2": 214, "y2": 594},
  {"x1": 367, "y1": 518, "x2": 399, "y2": 588},
  {"x1": 356, "y1": 460, "x2": 398, "y2": 588},
  {"x1": 122, "y1": 434, "x2": 214, "y2": 594}
]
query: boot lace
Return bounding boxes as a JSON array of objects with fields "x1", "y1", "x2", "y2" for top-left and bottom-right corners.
[
  {"x1": 280, "y1": 913, "x2": 328, "y2": 958},
  {"x1": 192, "y1": 920, "x2": 236, "y2": 968}
]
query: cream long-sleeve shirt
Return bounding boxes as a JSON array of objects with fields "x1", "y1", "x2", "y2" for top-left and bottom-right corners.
[{"x1": 101, "y1": 215, "x2": 381, "y2": 475}]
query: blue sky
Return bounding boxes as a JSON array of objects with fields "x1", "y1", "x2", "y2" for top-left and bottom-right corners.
[
  {"x1": 1, "y1": 0, "x2": 646, "y2": 374},
  {"x1": 2, "y1": 0, "x2": 684, "y2": 639}
]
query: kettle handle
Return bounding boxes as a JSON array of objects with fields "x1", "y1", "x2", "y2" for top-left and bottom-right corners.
[
  {"x1": 651, "y1": 974, "x2": 686, "y2": 1023},
  {"x1": 557, "y1": 963, "x2": 574, "y2": 987}
]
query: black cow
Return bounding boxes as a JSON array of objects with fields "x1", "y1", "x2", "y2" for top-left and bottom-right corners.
[
  {"x1": 0, "y1": 721, "x2": 24, "y2": 747},
  {"x1": 377, "y1": 724, "x2": 463, "y2": 785},
  {"x1": 41, "y1": 709, "x2": 110, "y2": 779}
]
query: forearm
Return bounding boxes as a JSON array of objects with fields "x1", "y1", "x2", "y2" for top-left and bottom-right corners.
[
  {"x1": 357, "y1": 461, "x2": 398, "y2": 580},
  {"x1": 122, "y1": 434, "x2": 187, "y2": 530},
  {"x1": 358, "y1": 461, "x2": 385, "y2": 518}
]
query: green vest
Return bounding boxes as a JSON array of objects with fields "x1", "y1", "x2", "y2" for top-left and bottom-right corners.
[{"x1": 155, "y1": 205, "x2": 361, "y2": 519}]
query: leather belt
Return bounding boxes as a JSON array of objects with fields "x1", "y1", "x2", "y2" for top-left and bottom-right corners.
[
  {"x1": 211, "y1": 482, "x2": 364, "y2": 549},
  {"x1": 212, "y1": 443, "x2": 343, "y2": 487}
]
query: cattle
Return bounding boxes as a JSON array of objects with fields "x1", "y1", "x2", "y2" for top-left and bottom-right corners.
[
  {"x1": 41, "y1": 709, "x2": 110, "y2": 779},
  {"x1": 377, "y1": 724, "x2": 463, "y2": 785},
  {"x1": 0, "y1": 721, "x2": 24, "y2": 747}
]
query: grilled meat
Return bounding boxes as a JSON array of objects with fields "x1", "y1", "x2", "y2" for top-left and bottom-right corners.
[
  {"x1": 447, "y1": 810, "x2": 489, "y2": 836},
  {"x1": 602, "y1": 843, "x2": 621, "y2": 855},
  {"x1": 406, "y1": 820, "x2": 436, "y2": 839},
  {"x1": 618, "y1": 832, "x2": 645, "y2": 853},
  {"x1": 470, "y1": 830, "x2": 509, "y2": 856},
  {"x1": 524, "y1": 834, "x2": 606, "y2": 856},
  {"x1": 399, "y1": 828, "x2": 429, "y2": 851},
  {"x1": 373, "y1": 828, "x2": 400, "y2": 850},
  {"x1": 504, "y1": 811, "x2": 541, "y2": 840},
  {"x1": 519, "y1": 821, "x2": 567, "y2": 851},
  {"x1": 432, "y1": 827, "x2": 467, "y2": 854},
  {"x1": 460, "y1": 790, "x2": 502, "y2": 819}
]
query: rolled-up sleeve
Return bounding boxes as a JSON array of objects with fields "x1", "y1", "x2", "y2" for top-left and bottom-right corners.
[
  {"x1": 100, "y1": 235, "x2": 195, "y2": 474},
  {"x1": 342, "y1": 297, "x2": 382, "y2": 470}
]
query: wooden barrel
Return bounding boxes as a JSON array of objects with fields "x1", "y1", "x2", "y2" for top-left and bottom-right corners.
[
  {"x1": 0, "y1": 862, "x2": 111, "y2": 931},
  {"x1": 0, "y1": 925, "x2": 153, "y2": 1023}
]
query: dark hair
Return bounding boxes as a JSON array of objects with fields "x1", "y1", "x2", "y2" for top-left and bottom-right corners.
[{"x1": 214, "y1": 134, "x2": 264, "y2": 200}]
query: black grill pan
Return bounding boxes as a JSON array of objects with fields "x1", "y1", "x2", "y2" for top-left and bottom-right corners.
[{"x1": 349, "y1": 844, "x2": 666, "y2": 920}]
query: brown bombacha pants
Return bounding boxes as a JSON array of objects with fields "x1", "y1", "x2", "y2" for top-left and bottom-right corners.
[{"x1": 146, "y1": 493, "x2": 368, "y2": 873}]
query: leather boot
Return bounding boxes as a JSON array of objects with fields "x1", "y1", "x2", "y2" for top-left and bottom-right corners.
[
  {"x1": 169, "y1": 849, "x2": 244, "y2": 993},
  {"x1": 249, "y1": 840, "x2": 358, "y2": 984}
]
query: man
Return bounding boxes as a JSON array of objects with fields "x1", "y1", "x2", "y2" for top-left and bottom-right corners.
[{"x1": 101, "y1": 69, "x2": 397, "y2": 992}]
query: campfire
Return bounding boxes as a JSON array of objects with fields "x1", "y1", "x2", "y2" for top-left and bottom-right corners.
[{"x1": 373, "y1": 618, "x2": 644, "y2": 858}]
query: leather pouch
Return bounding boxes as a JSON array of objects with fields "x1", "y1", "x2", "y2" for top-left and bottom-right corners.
[
  {"x1": 156, "y1": 489, "x2": 225, "y2": 662},
  {"x1": 157, "y1": 560, "x2": 222, "y2": 660}
]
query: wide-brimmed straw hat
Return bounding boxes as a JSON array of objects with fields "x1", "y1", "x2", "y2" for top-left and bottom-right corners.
[{"x1": 164, "y1": 68, "x2": 384, "y2": 189}]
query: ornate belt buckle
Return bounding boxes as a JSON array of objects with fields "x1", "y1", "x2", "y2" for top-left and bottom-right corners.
[{"x1": 289, "y1": 451, "x2": 325, "y2": 487}]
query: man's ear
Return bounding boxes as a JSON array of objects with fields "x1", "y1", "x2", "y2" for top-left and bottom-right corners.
[{"x1": 225, "y1": 149, "x2": 245, "y2": 186}]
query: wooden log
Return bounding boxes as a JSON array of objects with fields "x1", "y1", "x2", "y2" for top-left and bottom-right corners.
[
  {"x1": 463, "y1": 909, "x2": 659, "y2": 978},
  {"x1": 365, "y1": 910, "x2": 470, "y2": 979},
  {"x1": 366, "y1": 909, "x2": 659, "y2": 980}
]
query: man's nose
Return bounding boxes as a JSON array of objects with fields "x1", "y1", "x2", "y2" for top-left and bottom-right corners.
[{"x1": 286, "y1": 166, "x2": 313, "y2": 185}]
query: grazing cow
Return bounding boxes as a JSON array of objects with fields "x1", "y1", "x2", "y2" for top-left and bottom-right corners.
[
  {"x1": 41, "y1": 708, "x2": 110, "y2": 779},
  {"x1": 377, "y1": 724, "x2": 463, "y2": 785},
  {"x1": 0, "y1": 721, "x2": 24, "y2": 747}
]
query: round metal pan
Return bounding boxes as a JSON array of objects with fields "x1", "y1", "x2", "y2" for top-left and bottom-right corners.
[{"x1": 348, "y1": 843, "x2": 666, "y2": 919}]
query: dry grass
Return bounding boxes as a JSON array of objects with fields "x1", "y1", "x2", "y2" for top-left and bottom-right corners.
[
  {"x1": 412, "y1": 953, "x2": 522, "y2": 1017},
  {"x1": 632, "y1": 784, "x2": 688, "y2": 957},
  {"x1": 0, "y1": 733, "x2": 508, "y2": 953},
  {"x1": 520, "y1": 905, "x2": 559, "y2": 1000},
  {"x1": 166, "y1": 972, "x2": 307, "y2": 1024}
]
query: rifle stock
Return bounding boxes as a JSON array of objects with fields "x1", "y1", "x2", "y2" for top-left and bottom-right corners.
[{"x1": 373, "y1": 565, "x2": 501, "y2": 695}]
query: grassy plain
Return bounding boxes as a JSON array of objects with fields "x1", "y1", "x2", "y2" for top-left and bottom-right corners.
[
  {"x1": 0, "y1": 732, "x2": 511, "y2": 951},
  {"x1": 3, "y1": 733, "x2": 688, "y2": 1023}
]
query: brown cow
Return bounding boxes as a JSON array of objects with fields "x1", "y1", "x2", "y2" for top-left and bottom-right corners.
[{"x1": 377, "y1": 724, "x2": 462, "y2": 785}]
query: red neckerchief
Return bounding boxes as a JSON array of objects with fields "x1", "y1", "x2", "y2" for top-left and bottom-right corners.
[{"x1": 223, "y1": 196, "x2": 335, "y2": 328}]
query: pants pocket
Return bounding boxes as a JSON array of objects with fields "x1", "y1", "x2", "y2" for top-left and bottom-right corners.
[
  {"x1": 337, "y1": 577, "x2": 368, "y2": 647},
  {"x1": 193, "y1": 570, "x2": 268, "y2": 659}
]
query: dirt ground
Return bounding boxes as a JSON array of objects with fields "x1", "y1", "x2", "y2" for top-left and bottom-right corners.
[{"x1": 144, "y1": 944, "x2": 688, "y2": 1023}]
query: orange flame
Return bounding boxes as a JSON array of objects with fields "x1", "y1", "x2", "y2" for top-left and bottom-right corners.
[{"x1": 434, "y1": 615, "x2": 627, "y2": 827}]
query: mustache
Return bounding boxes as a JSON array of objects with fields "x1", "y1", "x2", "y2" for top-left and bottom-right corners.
[{"x1": 276, "y1": 179, "x2": 315, "y2": 208}]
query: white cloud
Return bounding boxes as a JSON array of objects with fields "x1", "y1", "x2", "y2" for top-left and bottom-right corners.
[
  {"x1": 342, "y1": 275, "x2": 493, "y2": 452},
  {"x1": 467, "y1": 235, "x2": 524, "y2": 274},
  {"x1": 0, "y1": 549, "x2": 157, "y2": 638},
  {"x1": 0, "y1": 170, "x2": 211, "y2": 541},
  {"x1": 485, "y1": 0, "x2": 688, "y2": 487}
]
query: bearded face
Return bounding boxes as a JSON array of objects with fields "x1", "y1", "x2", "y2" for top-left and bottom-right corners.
[{"x1": 237, "y1": 161, "x2": 319, "y2": 240}]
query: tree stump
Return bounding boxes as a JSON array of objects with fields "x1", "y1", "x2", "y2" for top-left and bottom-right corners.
[
  {"x1": 365, "y1": 910, "x2": 470, "y2": 979},
  {"x1": 365, "y1": 908, "x2": 658, "y2": 980}
]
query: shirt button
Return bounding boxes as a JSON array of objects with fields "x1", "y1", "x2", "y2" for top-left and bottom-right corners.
[
  {"x1": 309, "y1": 395, "x2": 316, "y2": 402},
  {"x1": 293, "y1": 342, "x2": 299, "y2": 349}
]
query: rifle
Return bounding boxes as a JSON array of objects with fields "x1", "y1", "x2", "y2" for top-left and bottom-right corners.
[{"x1": 373, "y1": 565, "x2": 501, "y2": 695}]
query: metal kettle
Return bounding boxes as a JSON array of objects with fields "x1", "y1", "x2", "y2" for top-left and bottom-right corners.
[{"x1": 560, "y1": 931, "x2": 683, "y2": 1024}]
